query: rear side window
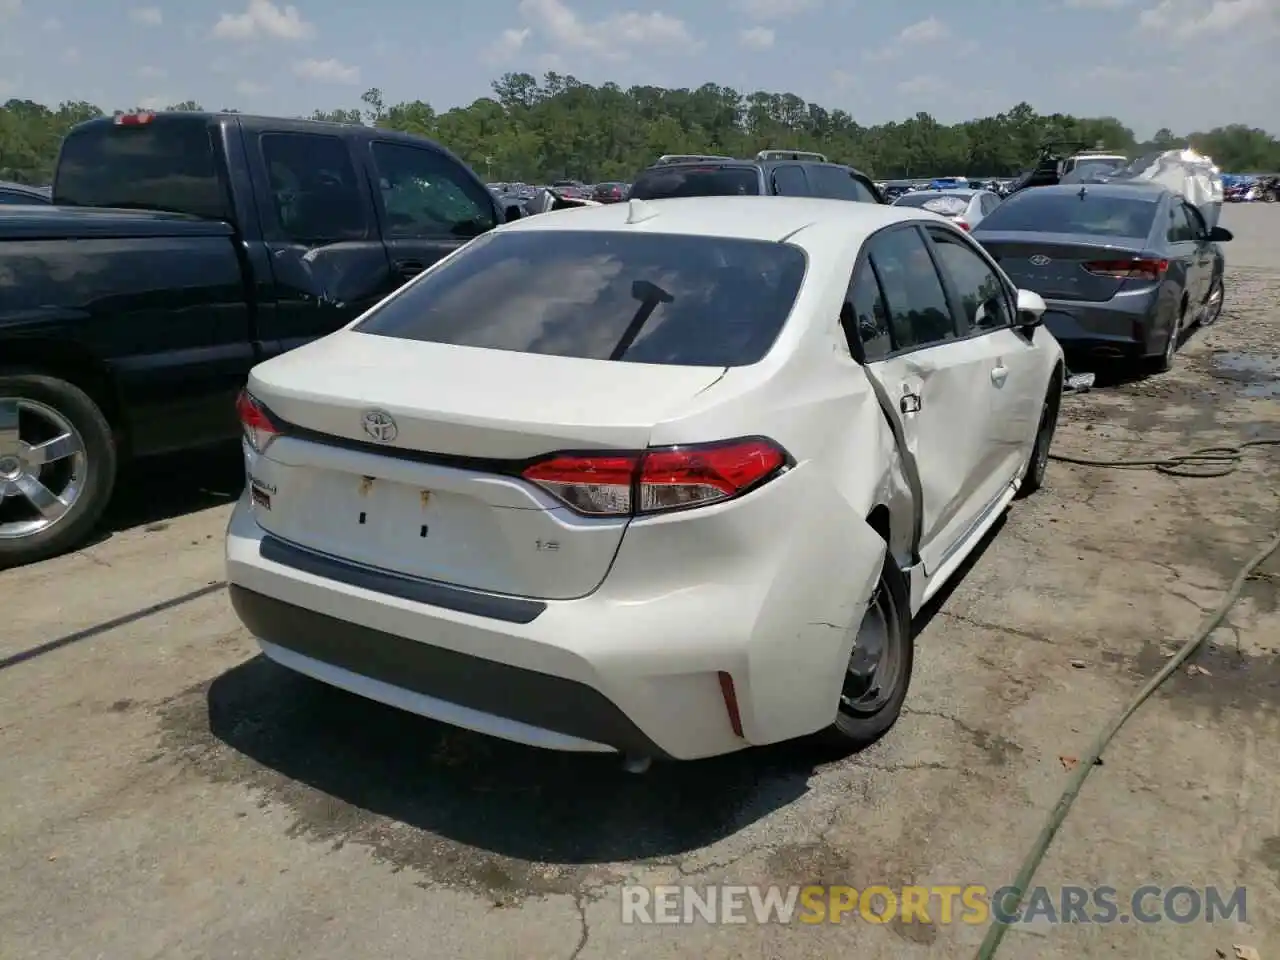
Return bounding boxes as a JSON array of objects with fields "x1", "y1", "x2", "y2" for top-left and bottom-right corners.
[
  {"x1": 978, "y1": 191, "x2": 1158, "y2": 238},
  {"x1": 261, "y1": 132, "x2": 368, "y2": 242},
  {"x1": 928, "y1": 231, "x2": 1012, "y2": 333},
  {"x1": 629, "y1": 166, "x2": 760, "y2": 199},
  {"x1": 865, "y1": 228, "x2": 956, "y2": 351},
  {"x1": 54, "y1": 118, "x2": 229, "y2": 220},
  {"x1": 809, "y1": 165, "x2": 870, "y2": 203},
  {"x1": 355, "y1": 230, "x2": 807, "y2": 367},
  {"x1": 370, "y1": 140, "x2": 496, "y2": 239},
  {"x1": 842, "y1": 260, "x2": 893, "y2": 361},
  {"x1": 1166, "y1": 203, "x2": 1193, "y2": 242},
  {"x1": 771, "y1": 165, "x2": 808, "y2": 196}
]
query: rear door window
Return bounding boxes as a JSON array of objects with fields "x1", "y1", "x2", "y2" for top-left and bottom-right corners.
[
  {"x1": 928, "y1": 230, "x2": 1013, "y2": 334},
  {"x1": 865, "y1": 227, "x2": 957, "y2": 351},
  {"x1": 629, "y1": 166, "x2": 760, "y2": 199},
  {"x1": 809, "y1": 165, "x2": 872, "y2": 202},
  {"x1": 370, "y1": 141, "x2": 496, "y2": 239},
  {"x1": 54, "y1": 117, "x2": 230, "y2": 220},
  {"x1": 978, "y1": 191, "x2": 1158, "y2": 238},
  {"x1": 260, "y1": 132, "x2": 369, "y2": 242},
  {"x1": 355, "y1": 230, "x2": 807, "y2": 367},
  {"x1": 1166, "y1": 203, "x2": 1194, "y2": 242},
  {"x1": 771, "y1": 165, "x2": 809, "y2": 196}
]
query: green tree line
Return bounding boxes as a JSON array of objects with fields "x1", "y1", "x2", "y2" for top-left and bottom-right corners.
[{"x1": 3, "y1": 71, "x2": 1279, "y2": 185}]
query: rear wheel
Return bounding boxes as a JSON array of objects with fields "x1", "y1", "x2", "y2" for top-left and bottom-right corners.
[
  {"x1": 1201, "y1": 276, "x2": 1224, "y2": 327},
  {"x1": 1017, "y1": 374, "x2": 1062, "y2": 498},
  {"x1": 817, "y1": 552, "x2": 913, "y2": 751},
  {"x1": 0, "y1": 370, "x2": 117, "y2": 569},
  {"x1": 1149, "y1": 307, "x2": 1183, "y2": 374}
]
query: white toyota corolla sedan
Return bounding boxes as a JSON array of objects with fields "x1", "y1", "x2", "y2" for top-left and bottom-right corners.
[{"x1": 226, "y1": 196, "x2": 1065, "y2": 763}]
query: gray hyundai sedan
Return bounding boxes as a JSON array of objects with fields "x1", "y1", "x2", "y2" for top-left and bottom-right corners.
[{"x1": 973, "y1": 182, "x2": 1230, "y2": 373}]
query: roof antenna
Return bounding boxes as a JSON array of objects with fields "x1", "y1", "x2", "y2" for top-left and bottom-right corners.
[{"x1": 626, "y1": 198, "x2": 661, "y2": 224}]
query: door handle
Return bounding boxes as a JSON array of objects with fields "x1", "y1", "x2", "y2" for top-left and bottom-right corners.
[
  {"x1": 394, "y1": 259, "x2": 425, "y2": 277},
  {"x1": 990, "y1": 365, "x2": 1008, "y2": 386},
  {"x1": 900, "y1": 392, "x2": 921, "y2": 414}
]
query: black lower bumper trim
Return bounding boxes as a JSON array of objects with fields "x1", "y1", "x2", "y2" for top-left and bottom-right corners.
[
  {"x1": 259, "y1": 535, "x2": 546, "y2": 625},
  {"x1": 229, "y1": 585, "x2": 671, "y2": 759}
]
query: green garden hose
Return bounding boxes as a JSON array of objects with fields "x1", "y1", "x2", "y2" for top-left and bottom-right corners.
[{"x1": 973, "y1": 436, "x2": 1280, "y2": 959}]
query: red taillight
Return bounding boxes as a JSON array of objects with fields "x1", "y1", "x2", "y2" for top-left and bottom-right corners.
[
  {"x1": 1083, "y1": 258, "x2": 1168, "y2": 281},
  {"x1": 236, "y1": 389, "x2": 282, "y2": 453},
  {"x1": 114, "y1": 111, "x2": 155, "y2": 126},
  {"x1": 520, "y1": 437, "x2": 788, "y2": 517}
]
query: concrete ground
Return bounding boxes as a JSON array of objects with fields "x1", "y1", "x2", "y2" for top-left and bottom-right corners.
[{"x1": 2, "y1": 205, "x2": 1278, "y2": 960}]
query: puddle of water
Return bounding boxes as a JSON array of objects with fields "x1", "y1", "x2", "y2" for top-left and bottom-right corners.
[{"x1": 1210, "y1": 351, "x2": 1280, "y2": 399}]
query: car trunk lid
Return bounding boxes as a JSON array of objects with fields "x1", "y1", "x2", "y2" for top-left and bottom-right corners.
[
  {"x1": 976, "y1": 231, "x2": 1148, "y2": 302},
  {"x1": 244, "y1": 331, "x2": 727, "y2": 600}
]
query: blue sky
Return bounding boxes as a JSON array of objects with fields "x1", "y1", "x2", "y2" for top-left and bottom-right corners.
[{"x1": 0, "y1": 0, "x2": 1276, "y2": 138}]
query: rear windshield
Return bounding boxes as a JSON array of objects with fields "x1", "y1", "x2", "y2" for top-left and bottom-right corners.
[
  {"x1": 355, "y1": 229, "x2": 807, "y2": 367},
  {"x1": 629, "y1": 166, "x2": 761, "y2": 200},
  {"x1": 54, "y1": 118, "x2": 230, "y2": 220},
  {"x1": 976, "y1": 191, "x2": 1158, "y2": 238},
  {"x1": 894, "y1": 193, "x2": 969, "y2": 216}
]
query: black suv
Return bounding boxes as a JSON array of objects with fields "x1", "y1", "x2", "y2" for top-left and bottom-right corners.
[{"x1": 629, "y1": 157, "x2": 883, "y2": 204}]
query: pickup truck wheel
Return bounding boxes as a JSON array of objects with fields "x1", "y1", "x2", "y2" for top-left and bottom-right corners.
[{"x1": 0, "y1": 371, "x2": 117, "y2": 568}]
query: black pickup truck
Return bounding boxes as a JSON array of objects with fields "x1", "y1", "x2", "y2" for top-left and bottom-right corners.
[{"x1": 0, "y1": 111, "x2": 523, "y2": 568}]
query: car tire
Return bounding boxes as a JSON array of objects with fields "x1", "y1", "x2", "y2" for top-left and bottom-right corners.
[
  {"x1": 1016, "y1": 373, "x2": 1062, "y2": 499},
  {"x1": 0, "y1": 369, "x2": 118, "y2": 569},
  {"x1": 816, "y1": 551, "x2": 913, "y2": 752},
  {"x1": 1201, "y1": 276, "x2": 1224, "y2": 327},
  {"x1": 1149, "y1": 307, "x2": 1183, "y2": 374}
]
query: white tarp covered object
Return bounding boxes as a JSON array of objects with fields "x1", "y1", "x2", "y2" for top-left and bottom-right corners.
[{"x1": 1112, "y1": 148, "x2": 1225, "y2": 230}]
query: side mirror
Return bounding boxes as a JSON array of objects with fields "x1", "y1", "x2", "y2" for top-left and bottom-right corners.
[
  {"x1": 1208, "y1": 225, "x2": 1233, "y2": 242},
  {"x1": 503, "y1": 203, "x2": 524, "y2": 221},
  {"x1": 1016, "y1": 288, "x2": 1047, "y2": 330}
]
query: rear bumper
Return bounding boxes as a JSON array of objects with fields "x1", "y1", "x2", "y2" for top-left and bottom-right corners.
[
  {"x1": 1041, "y1": 295, "x2": 1161, "y2": 360},
  {"x1": 224, "y1": 463, "x2": 886, "y2": 760}
]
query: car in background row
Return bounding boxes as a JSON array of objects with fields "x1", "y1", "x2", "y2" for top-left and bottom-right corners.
[
  {"x1": 629, "y1": 156, "x2": 882, "y2": 204},
  {"x1": 973, "y1": 181, "x2": 1230, "y2": 373},
  {"x1": 225, "y1": 195, "x2": 1065, "y2": 764},
  {"x1": 890, "y1": 187, "x2": 1001, "y2": 231},
  {"x1": 0, "y1": 181, "x2": 52, "y2": 204},
  {"x1": 591, "y1": 182, "x2": 629, "y2": 203}
]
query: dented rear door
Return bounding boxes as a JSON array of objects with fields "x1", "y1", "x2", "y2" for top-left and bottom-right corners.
[{"x1": 242, "y1": 121, "x2": 395, "y2": 358}]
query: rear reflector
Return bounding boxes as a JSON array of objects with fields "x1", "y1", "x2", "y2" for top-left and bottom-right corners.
[
  {"x1": 521, "y1": 437, "x2": 789, "y2": 517},
  {"x1": 953, "y1": 220, "x2": 970, "y2": 231},
  {"x1": 1083, "y1": 258, "x2": 1168, "y2": 281},
  {"x1": 718, "y1": 671, "x2": 745, "y2": 738}
]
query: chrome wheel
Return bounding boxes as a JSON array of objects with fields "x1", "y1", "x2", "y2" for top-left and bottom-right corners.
[
  {"x1": 0, "y1": 398, "x2": 88, "y2": 540},
  {"x1": 1203, "y1": 280, "x2": 1223, "y2": 326},
  {"x1": 841, "y1": 579, "x2": 904, "y2": 715}
]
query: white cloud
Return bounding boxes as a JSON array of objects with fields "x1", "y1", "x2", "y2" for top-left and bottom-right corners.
[
  {"x1": 898, "y1": 16, "x2": 950, "y2": 44},
  {"x1": 137, "y1": 65, "x2": 166, "y2": 79},
  {"x1": 829, "y1": 68, "x2": 856, "y2": 91},
  {"x1": 739, "y1": 25, "x2": 774, "y2": 48},
  {"x1": 61, "y1": 46, "x2": 80, "y2": 63},
  {"x1": 733, "y1": 0, "x2": 819, "y2": 19},
  {"x1": 897, "y1": 75, "x2": 948, "y2": 97},
  {"x1": 1139, "y1": 0, "x2": 1277, "y2": 39},
  {"x1": 213, "y1": 0, "x2": 315, "y2": 41},
  {"x1": 516, "y1": 0, "x2": 702, "y2": 59},
  {"x1": 138, "y1": 95, "x2": 168, "y2": 110},
  {"x1": 1064, "y1": 0, "x2": 1129, "y2": 7},
  {"x1": 483, "y1": 27, "x2": 531, "y2": 64},
  {"x1": 41, "y1": 17, "x2": 60, "y2": 30},
  {"x1": 130, "y1": 6, "x2": 163, "y2": 25},
  {"x1": 293, "y1": 57, "x2": 359, "y2": 83},
  {"x1": 0, "y1": 0, "x2": 20, "y2": 20},
  {"x1": 235, "y1": 79, "x2": 266, "y2": 95}
]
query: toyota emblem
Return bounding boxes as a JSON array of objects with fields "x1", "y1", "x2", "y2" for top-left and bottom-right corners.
[
  {"x1": 362, "y1": 409, "x2": 398, "y2": 443},
  {"x1": 1029, "y1": 254, "x2": 1051, "y2": 266}
]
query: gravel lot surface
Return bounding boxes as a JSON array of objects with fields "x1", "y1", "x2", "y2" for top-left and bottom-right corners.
[{"x1": 2, "y1": 204, "x2": 1278, "y2": 960}]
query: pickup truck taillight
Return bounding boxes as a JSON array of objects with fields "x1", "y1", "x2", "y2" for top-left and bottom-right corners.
[
  {"x1": 520, "y1": 437, "x2": 789, "y2": 517},
  {"x1": 236, "y1": 389, "x2": 283, "y2": 454}
]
